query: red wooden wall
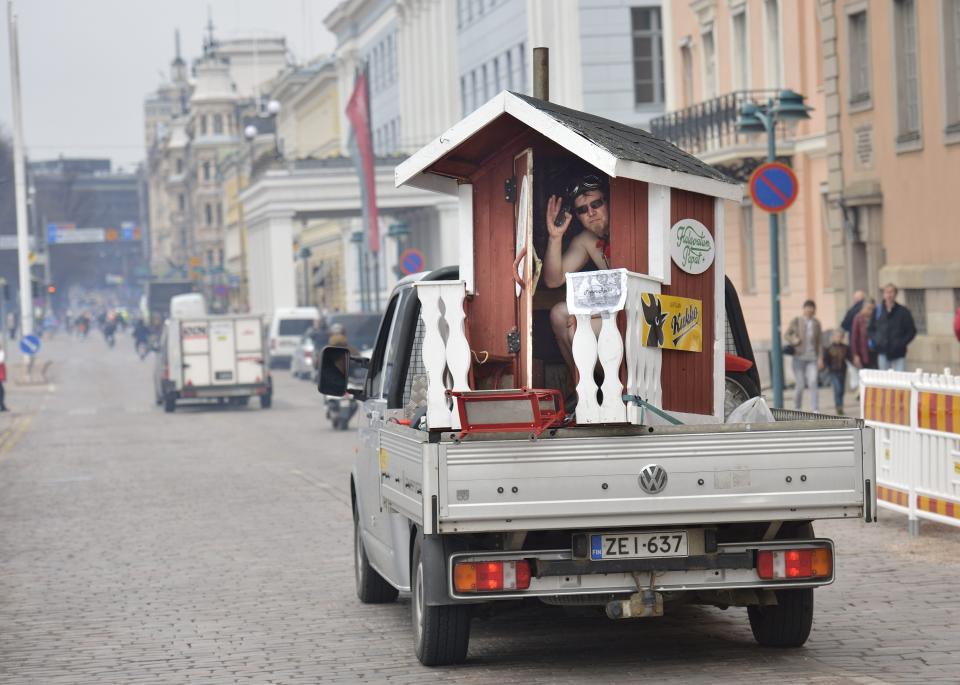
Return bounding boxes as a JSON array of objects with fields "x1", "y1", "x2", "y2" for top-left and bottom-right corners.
[{"x1": 661, "y1": 189, "x2": 715, "y2": 415}]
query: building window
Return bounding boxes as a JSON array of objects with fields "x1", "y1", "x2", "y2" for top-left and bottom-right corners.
[
  {"x1": 493, "y1": 56, "x2": 501, "y2": 93},
  {"x1": 764, "y1": 0, "x2": 782, "y2": 88},
  {"x1": 213, "y1": 113, "x2": 223, "y2": 134},
  {"x1": 905, "y1": 288, "x2": 927, "y2": 334},
  {"x1": 176, "y1": 158, "x2": 183, "y2": 174},
  {"x1": 701, "y1": 28, "x2": 717, "y2": 99},
  {"x1": 732, "y1": 10, "x2": 749, "y2": 91},
  {"x1": 894, "y1": 0, "x2": 921, "y2": 145},
  {"x1": 631, "y1": 7, "x2": 665, "y2": 106},
  {"x1": 216, "y1": 203, "x2": 222, "y2": 226},
  {"x1": 470, "y1": 70, "x2": 478, "y2": 111},
  {"x1": 847, "y1": 11, "x2": 871, "y2": 104},
  {"x1": 943, "y1": 0, "x2": 960, "y2": 136},
  {"x1": 205, "y1": 203, "x2": 213, "y2": 226},
  {"x1": 460, "y1": 75, "x2": 468, "y2": 115},
  {"x1": 680, "y1": 44, "x2": 693, "y2": 107},
  {"x1": 218, "y1": 249, "x2": 224, "y2": 267},
  {"x1": 481, "y1": 63, "x2": 489, "y2": 102},
  {"x1": 741, "y1": 204, "x2": 756, "y2": 294},
  {"x1": 199, "y1": 115, "x2": 208, "y2": 136},
  {"x1": 506, "y1": 49, "x2": 514, "y2": 91},
  {"x1": 202, "y1": 161, "x2": 211, "y2": 181},
  {"x1": 177, "y1": 193, "x2": 185, "y2": 211}
]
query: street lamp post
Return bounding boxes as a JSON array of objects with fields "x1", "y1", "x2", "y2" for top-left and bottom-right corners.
[
  {"x1": 350, "y1": 230, "x2": 368, "y2": 312},
  {"x1": 297, "y1": 245, "x2": 312, "y2": 306},
  {"x1": 736, "y1": 90, "x2": 812, "y2": 409},
  {"x1": 387, "y1": 222, "x2": 410, "y2": 281}
]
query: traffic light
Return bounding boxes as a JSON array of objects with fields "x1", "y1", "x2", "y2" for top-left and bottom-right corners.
[{"x1": 47, "y1": 283, "x2": 57, "y2": 295}]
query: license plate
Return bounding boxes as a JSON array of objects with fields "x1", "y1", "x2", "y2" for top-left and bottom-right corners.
[
  {"x1": 590, "y1": 531, "x2": 688, "y2": 560},
  {"x1": 215, "y1": 370, "x2": 234, "y2": 381}
]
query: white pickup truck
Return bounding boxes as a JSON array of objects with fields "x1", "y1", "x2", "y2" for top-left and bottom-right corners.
[{"x1": 319, "y1": 268, "x2": 876, "y2": 666}]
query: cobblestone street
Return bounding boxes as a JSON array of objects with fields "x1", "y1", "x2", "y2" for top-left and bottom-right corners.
[{"x1": 1, "y1": 335, "x2": 959, "y2": 684}]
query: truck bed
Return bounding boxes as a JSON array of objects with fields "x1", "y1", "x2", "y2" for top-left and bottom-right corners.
[{"x1": 377, "y1": 417, "x2": 876, "y2": 534}]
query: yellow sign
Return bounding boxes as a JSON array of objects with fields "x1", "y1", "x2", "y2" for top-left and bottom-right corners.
[
  {"x1": 640, "y1": 292, "x2": 703, "y2": 352},
  {"x1": 379, "y1": 448, "x2": 388, "y2": 472}
]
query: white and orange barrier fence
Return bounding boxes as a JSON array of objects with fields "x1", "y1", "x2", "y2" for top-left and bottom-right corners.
[{"x1": 860, "y1": 368, "x2": 960, "y2": 535}]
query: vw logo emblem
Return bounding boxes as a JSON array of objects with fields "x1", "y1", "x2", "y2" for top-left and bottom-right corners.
[{"x1": 638, "y1": 464, "x2": 668, "y2": 494}]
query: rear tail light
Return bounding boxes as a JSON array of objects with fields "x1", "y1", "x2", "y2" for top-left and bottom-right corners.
[
  {"x1": 757, "y1": 548, "x2": 832, "y2": 580},
  {"x1": 454, "y1": 560, "x2": 531, "y2": 592}
]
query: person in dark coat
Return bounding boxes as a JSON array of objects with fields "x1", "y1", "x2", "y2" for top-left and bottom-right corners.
[
  {"x1": 868, "y1": 283, "x2": 916, "y2": 372},
  {"x1": 840, "y1": 290, "x2": 866, "y2": 333}
]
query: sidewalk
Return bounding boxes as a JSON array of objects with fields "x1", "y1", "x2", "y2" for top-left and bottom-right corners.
[{"x1": 768, "y1": 381, "x2": 862, "y2": 416}]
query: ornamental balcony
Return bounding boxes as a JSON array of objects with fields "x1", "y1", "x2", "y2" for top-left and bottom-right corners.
[{"x1": 650, "y1": 90, "x2": 792, "y2": 182}]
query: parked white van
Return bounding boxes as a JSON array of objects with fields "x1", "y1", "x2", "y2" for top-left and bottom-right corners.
[{"x1": 268, "y1": 307, "x2": 320, "y2": 368}]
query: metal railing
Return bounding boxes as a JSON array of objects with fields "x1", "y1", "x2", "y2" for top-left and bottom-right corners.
[
  {"x1": 860, "y1": 368, "x2": 960, "y2": 535},
  {"x1": 650, "y1": 90, "x2": 785, "y2": 156}
]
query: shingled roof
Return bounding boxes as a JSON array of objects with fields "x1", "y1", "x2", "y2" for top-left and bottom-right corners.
[
  {"x1": 396, "y1": 90, "x2": 742, "y2": 201},
  {"x1": 510, "y1": 93, "x2": 733, "y2": 184}
]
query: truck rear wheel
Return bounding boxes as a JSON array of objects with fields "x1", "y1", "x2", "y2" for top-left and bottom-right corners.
[
  {"x1": 353, "y1": 505, "x2": 398, "y2": 604},
  {"x1": 748, "y1": 588, "x2": 814, "y2": 647},
  {"x1": 412, "y1": 536, "x2": 470, "y2": 666}
]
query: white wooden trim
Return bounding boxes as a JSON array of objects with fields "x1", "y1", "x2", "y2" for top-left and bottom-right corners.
[
  {"x1": 395, "y1": 91, "x2": 743, "y2": 202},
  {"x1": 647, "y1": 184, "x2": 672, "y2": 284},
  {"x1": 615, "y1": 159, "x2": 743, "y2": 202},
  {"x1": 571, "y1": 314, "x2": 601, "y2": 422},
  {"x1": 458, "y1": 183, "x2": 474, "y2": 294},
  {"x1": 625, "y1": 275, "x2": 663, "y2": 425},
  {"x1": 395, "y1": 92, "x2": 508, "y2": 187},
  {"x1": 597, "y1": 312, "x2": 627, "y2": 423},
  {"x1": 713, "y1": 199, "x2": 726, "y2": 422},
  {"x1": 401, "y1": 171, "x2": 460, "y2": 196},
  {"x1": 414, "y1": 280, "x2": 471, "y2": 430}
]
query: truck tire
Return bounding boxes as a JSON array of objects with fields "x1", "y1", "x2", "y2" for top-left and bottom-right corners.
[
  {"x1": 163, "y1": 393, "x2": 176, "y2": 413},
  {"x1": 412, "y1": 535, "x2": 470, "y2": 666},
  {"x1": 260, "y1": 392, "x2": 272, "y2": 409},
  {"x1": 725, "y1": 372, "x2": 760, "y2": 418},
  {"x1": 353, "y1": 505, "x2": 398, "y2": 604},
  {"x1": 748, "y1": 588, "x2": 814, "y2": 648}
]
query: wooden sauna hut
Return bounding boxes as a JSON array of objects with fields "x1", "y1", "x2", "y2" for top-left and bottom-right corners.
[{"x1": 394, "y1": 91, "x2": 742, "y2": 430}]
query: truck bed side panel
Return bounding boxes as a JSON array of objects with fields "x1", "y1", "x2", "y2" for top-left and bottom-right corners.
[{"x1": 438, "y1": 427, "x2": 867, "y2": 532}]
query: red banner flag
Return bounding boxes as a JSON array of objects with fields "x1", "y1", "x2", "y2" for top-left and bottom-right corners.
[{"x1": 345, "y1": 69, "x2": 380, "y2": 254}]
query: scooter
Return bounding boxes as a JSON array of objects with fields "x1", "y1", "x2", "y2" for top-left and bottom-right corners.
[{"x1": 325, "y1": 394, "x2": 358, "y2": 431}]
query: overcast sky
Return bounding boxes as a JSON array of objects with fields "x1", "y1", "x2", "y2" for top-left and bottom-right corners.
[{"x1": 0, "y1": 0, "x2": 339, "y2": 171}]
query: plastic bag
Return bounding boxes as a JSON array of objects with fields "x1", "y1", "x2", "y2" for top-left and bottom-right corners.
[
  {"x1": 846, "y1": 361, "x2": 859, "y2": 392},
  {"x1": 726, "y1": 396, "x2": 776, "y2": 424}
]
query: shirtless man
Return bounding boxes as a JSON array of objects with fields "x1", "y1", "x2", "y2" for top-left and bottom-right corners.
[{"x1": 543, "y1": 174, "x2": 611, "y2": 373}]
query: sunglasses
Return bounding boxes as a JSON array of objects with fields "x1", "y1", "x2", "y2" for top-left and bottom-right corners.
[{"x1": 574, "y1": 197, "x2": 606, "y2": 215}]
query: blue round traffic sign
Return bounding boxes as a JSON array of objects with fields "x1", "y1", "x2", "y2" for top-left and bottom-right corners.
[
  {"x1": 398, "y1": 248, "x2": 425, "y2": 276},
  {"x1": 749, "y1": 162, "x2": 799, "y2": 213},
  {"x1": 19, "y1": 334, "x2": 40, "y2": 356}
]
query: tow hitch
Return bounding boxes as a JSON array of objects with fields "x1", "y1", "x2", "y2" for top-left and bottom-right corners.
[{"x1": 605, "y1": 573, "x2": 664, "y2": 619}]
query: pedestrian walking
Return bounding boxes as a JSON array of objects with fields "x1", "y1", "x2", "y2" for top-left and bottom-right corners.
[
  {"x1": 785, "y1": 299, "x2": 824, "y2": 412},
  {"x1": 823, "y1": 329, "x2": 850, "y2": 415},
  {"x1": 840, "y1": 290, "x2": 866, "y2": 334},
  {"x1": 0, "y1": 341, "x2": 9, "y2": 411},
  {"x1": 851, "y1": 298, "x2": 877, "y2": 370},
  {"x1": 6, "y1": 311, "x2": 17, "y2": 340},
  {"x1": 868, "y1": 283, "x2": 916, "y2": 372}
]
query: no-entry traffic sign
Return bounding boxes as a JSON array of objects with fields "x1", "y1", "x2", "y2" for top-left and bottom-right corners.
[
  {"x1": 749, "y1": 162, "x2": 799, "y2": 213},
  {"x1": 19, "y1": 334, "x2": 40, "y2": 356},
  {"x1": 398, "y1": 248, "x2": 425, "y2": 275}
]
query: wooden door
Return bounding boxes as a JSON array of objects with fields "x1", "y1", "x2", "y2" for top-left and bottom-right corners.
[{"x1": 514, "y1": 148, "x2": 534, "y2": 387}]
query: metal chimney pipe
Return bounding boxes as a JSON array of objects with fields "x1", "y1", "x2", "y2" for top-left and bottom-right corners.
[{"x1": 533, "y1": 47, "x2": 549, "y2": 101}]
